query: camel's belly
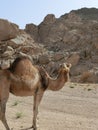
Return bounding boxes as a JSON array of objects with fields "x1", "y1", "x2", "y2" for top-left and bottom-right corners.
[
  {"x1": 10, "y1": 82, "x2": 36, "y2": 96},
  {"x1": 10, "y1": 90, "x2": 34, "y2": 96}
]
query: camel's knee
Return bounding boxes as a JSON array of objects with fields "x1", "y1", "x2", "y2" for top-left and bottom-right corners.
[
  {"x1": 0, "y1": 111, "x2": 2, "y2": 120},
  {"x1": 0, "y1": 106, "x2": 5, "y2": 120},
  {"x1": 0, "y1": 111, "x2": 5, "y2": 122},
  {"x1": 0, "y1": 103, "x2": 2, "y2": 119},
  {"x1": 0, "y1": 101, "x2": 6, "y2": 118}
]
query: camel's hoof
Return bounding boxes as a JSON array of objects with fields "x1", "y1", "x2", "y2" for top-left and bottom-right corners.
[
  {"x1": 30, "y1": 125, "x2": 36, "y2": 129},
  {"x1": 32, "y1": 126, "x2": 37, "y2": 130},
  {"x1": 20, "y1": 125, "x2": 37, "y2": 130},
  {"x1": 20, "y1": 126, "x2": 33, "y2": 130}
]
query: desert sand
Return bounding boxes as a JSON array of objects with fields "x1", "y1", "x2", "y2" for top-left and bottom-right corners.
[{"x1": 0, "y1": 83, "x2": 98, "y2": 130}]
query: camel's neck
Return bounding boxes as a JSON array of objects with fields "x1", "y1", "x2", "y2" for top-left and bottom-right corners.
[{"x1": 47, "y1": 71, "x2": 69, "y2": 91}]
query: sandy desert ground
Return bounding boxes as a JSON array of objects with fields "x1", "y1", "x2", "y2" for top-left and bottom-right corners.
[{"x1": 0, "y1": 83, "x2": 98, "y2": 130}]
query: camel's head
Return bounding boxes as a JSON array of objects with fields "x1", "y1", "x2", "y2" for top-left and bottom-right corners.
[
  {"x1": 58, "y1": 63, "x2": 71, "y2": 81},
  {"x1": 59, "y1": 63, "x2": 71, "y2": 73}
]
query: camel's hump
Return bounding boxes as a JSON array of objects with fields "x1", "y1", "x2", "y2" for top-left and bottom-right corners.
[{"x1": 9, "y1": 57, "x2": 37, "y2": 78}]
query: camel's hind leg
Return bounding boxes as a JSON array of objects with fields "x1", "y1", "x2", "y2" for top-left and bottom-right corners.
[{"x1": 0, "y1": 100, "x2": 10, "y2": 130}]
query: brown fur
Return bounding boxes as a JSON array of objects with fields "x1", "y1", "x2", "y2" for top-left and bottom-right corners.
[{"x1": 0, "y1": 57, "x2": 71, "y2": 130}]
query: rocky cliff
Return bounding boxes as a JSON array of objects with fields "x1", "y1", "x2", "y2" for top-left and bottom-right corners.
[{"x1": 0, "y1": 8, "x2": 98, "y2": 83}]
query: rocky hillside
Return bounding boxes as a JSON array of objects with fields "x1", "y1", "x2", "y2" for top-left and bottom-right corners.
[
  {"x1": 0, "y1": 8, "x2": 98, "y2": 83},
  {"x1": 0, "y1": 19, "x2": 46, "y2": 68}
]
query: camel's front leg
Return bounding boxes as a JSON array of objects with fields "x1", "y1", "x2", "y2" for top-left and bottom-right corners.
[
  {"x1": 32, "y1": 88, "x2": 44, "y2": 130},
  {"x1": 0, "y1": 100, "x2": 10, "y2": 130}
]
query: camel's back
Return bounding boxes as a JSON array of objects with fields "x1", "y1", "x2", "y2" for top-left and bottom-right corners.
[{"x1": 9, "y1": 57, "x2": 38, "y2": 80}]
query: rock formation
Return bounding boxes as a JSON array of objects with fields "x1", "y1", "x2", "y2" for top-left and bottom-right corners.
[
  {"x1": 0, "y1": 19, "x2": 19, "y2": 41},
  {"x1": 0, "y1": 8, "x2": 98, "y2": 83}
]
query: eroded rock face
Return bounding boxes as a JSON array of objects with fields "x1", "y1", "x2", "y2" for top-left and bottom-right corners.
[
  {"x1": 25, "y1": 24, "x2": 39, "y2": 42},
  {"x1": 38, "y1": 54, "x2": 50, "y2": 64}
]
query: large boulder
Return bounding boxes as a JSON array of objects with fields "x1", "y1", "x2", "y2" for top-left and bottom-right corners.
[
  {"x1": 0, "y1": 19, "x2": 19, "y2": 41},
  {"x1": 80, "y1": 71, "x2": 98, "y2": 83}
]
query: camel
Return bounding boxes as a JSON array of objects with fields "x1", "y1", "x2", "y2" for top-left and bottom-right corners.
[{"x1": 0, "y1": 56, "x2": 71, "y2": 130}]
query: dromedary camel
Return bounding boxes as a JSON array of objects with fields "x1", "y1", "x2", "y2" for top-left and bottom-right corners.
[{"x1": 0, "y1": 56, "x2": 71, "y2": 130}]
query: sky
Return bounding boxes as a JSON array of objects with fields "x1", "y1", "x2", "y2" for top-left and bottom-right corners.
[{"x1": 0, "y1": 0, "x2": 98, "y2": 29}]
